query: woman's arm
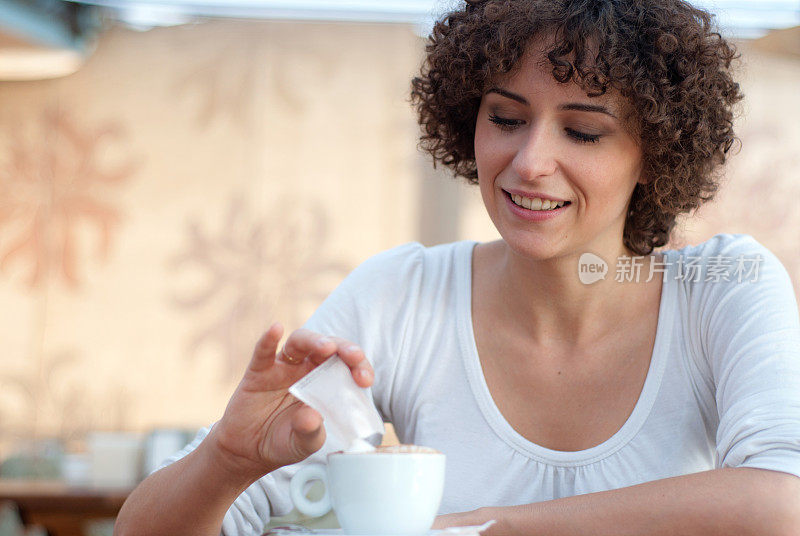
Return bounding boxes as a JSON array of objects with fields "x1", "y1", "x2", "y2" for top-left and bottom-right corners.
[
  {"x1": 115, "y1": 324, "x2": 374, "y2": 536},
  {"x1": 114, "y1": 428, "x2": 269, "y2": 536},
  {"x1": 436, "y1": 467, "x2": 800, "y2": 536}
]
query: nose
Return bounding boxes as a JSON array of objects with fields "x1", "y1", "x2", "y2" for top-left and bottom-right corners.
[{"x1": 510, "y1": 123, "x2": 558, "y2": 181}]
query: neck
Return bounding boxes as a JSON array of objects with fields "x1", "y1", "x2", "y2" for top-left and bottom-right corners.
[{"x1": 476, "y1": 239, "x2": 656, "y2": 350}]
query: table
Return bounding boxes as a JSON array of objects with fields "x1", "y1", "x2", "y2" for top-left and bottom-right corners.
[{"x1": 0, "y1": 479, "x2": 132, "y2": 536}]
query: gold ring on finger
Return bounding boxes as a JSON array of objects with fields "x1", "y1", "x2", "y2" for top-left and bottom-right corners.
[{"x1": 281, "y1": 347, "x2": 302, "y2": 364}]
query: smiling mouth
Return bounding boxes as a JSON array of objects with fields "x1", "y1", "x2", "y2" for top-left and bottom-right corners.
[{"x1": 504, "y1": 191, "x2": 571, "y2": 211}]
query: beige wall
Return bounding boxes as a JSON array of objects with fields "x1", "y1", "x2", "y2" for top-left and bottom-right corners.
[
  {"x1": 0, "y1": 20, "x2": 424, "y2": 454},
  {"x1": 0, "y1": 21, "x2": 798, "y2": 456}
]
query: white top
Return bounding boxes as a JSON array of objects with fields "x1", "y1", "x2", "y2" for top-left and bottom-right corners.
[{"x1": 164, "y1": 233, "x2": 800, "y2": 536}]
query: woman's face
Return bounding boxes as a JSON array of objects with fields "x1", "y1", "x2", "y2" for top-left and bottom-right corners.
[{"x1": 474, "y1": 42, "x2": 644, "y2": 262}]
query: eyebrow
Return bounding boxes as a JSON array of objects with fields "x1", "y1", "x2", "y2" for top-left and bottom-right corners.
[{"x1": 486, "y1": 87, "x2": 618, "y2": 119}]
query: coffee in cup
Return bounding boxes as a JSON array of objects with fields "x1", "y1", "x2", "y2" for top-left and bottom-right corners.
[{"x1": 289, "y1": 444, "x2": 445, "y2": 535}]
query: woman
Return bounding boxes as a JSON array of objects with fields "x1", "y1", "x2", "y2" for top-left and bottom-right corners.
[{"x1": 116, "y1": 1, "x2": 800, "y2": 534}]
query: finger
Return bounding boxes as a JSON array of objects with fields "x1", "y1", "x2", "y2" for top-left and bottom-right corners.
[
  {"x1": 305, "y1": 337, "x2": 374, "y2": 387},
  {"x1": 248, "y1": 322, "x2": 283, "y2": 373},
  {"x1": 281, "y1": 328, "x2": 337, "y2": 365},
  {"x1": 328, "y1": 338, "x2": 374, "y2": 388},
  {"x1": 290, "y1": 406, "x2": 326, "y2": 459},
  {"x1": 278, "y1": 346, "x2": 304, "y2": 365}
]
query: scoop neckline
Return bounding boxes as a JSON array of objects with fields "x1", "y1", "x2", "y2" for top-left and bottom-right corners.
[{"x1": 456, "y1": 241, "x2": 675, "y2": 466}]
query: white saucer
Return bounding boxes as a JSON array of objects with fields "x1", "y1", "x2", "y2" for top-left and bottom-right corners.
[
  {"x1": 264, "y1": 521, "x2": 494, "y2": 536},
  {"x1": 265, "y1": 530, "x2": 440, "y2": 535}
]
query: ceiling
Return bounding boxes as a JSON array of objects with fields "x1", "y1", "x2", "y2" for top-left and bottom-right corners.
[
  {"x1": 63, "y1": 0, "x2": 800, "y2": 38},
  {"x1": 0, "y1": 0, "x2": 797, "y2": 81}
]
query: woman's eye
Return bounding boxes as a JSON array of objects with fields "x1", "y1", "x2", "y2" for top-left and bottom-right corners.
[
  {"x1": 565, "y1": 128, "x2": 601, "y2": 144},
  {"x1": 488, "y1": 114, "x2": 522, "y2": 131}
]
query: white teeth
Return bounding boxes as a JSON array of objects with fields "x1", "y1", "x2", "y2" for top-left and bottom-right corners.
[{"x1": 510, "y1": 194, "x2": 568, "y2": 211}]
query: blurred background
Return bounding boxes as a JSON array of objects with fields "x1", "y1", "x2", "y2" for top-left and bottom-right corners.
[{"x1": 0, "y1": 0, "x2": 798, "y2": 534}]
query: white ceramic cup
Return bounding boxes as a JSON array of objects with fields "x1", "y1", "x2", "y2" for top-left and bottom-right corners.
[{"x1": 290, "y1": 448, "x2": 446, "y2": 535}]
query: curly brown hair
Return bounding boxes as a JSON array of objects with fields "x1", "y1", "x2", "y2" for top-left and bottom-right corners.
[{"x1": 410, "y1": 0, "x2": 743, "y2": 255}]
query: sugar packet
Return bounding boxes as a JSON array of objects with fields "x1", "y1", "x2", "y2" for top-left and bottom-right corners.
[{"x1": 288, "y1": 354, "x2": 384, "y2": 451}]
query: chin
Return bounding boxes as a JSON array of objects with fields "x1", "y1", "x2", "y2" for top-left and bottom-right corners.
[{"x1": 503, "y1": 236, "x2": 568, "y2": 262}]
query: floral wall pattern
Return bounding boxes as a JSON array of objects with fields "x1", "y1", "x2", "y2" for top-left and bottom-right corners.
[
  {"x1": 0, "y1": 109, "x2": 137, "y2": 289},
  {"x1": 0, "y1": 20, "x2": 421, "y2": 456},
  {"x1": 170, "y1": 195, "x2": 350, "y2": 383},
  {"x1": 0, "y1": 106, "x2": 138, "y2": 450}
]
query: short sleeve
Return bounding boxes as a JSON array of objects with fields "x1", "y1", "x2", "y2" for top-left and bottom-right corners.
[
  {"x1": 302, "y1": 241, "x2": 426, "y2": 424},
  {"x1": 694, "y1": 235, "x2": 800, "y2": 478}
]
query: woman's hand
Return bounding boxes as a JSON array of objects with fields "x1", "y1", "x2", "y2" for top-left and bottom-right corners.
[{"x1": 207, "y1": 322, "x2": 374, "y2": 482}]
